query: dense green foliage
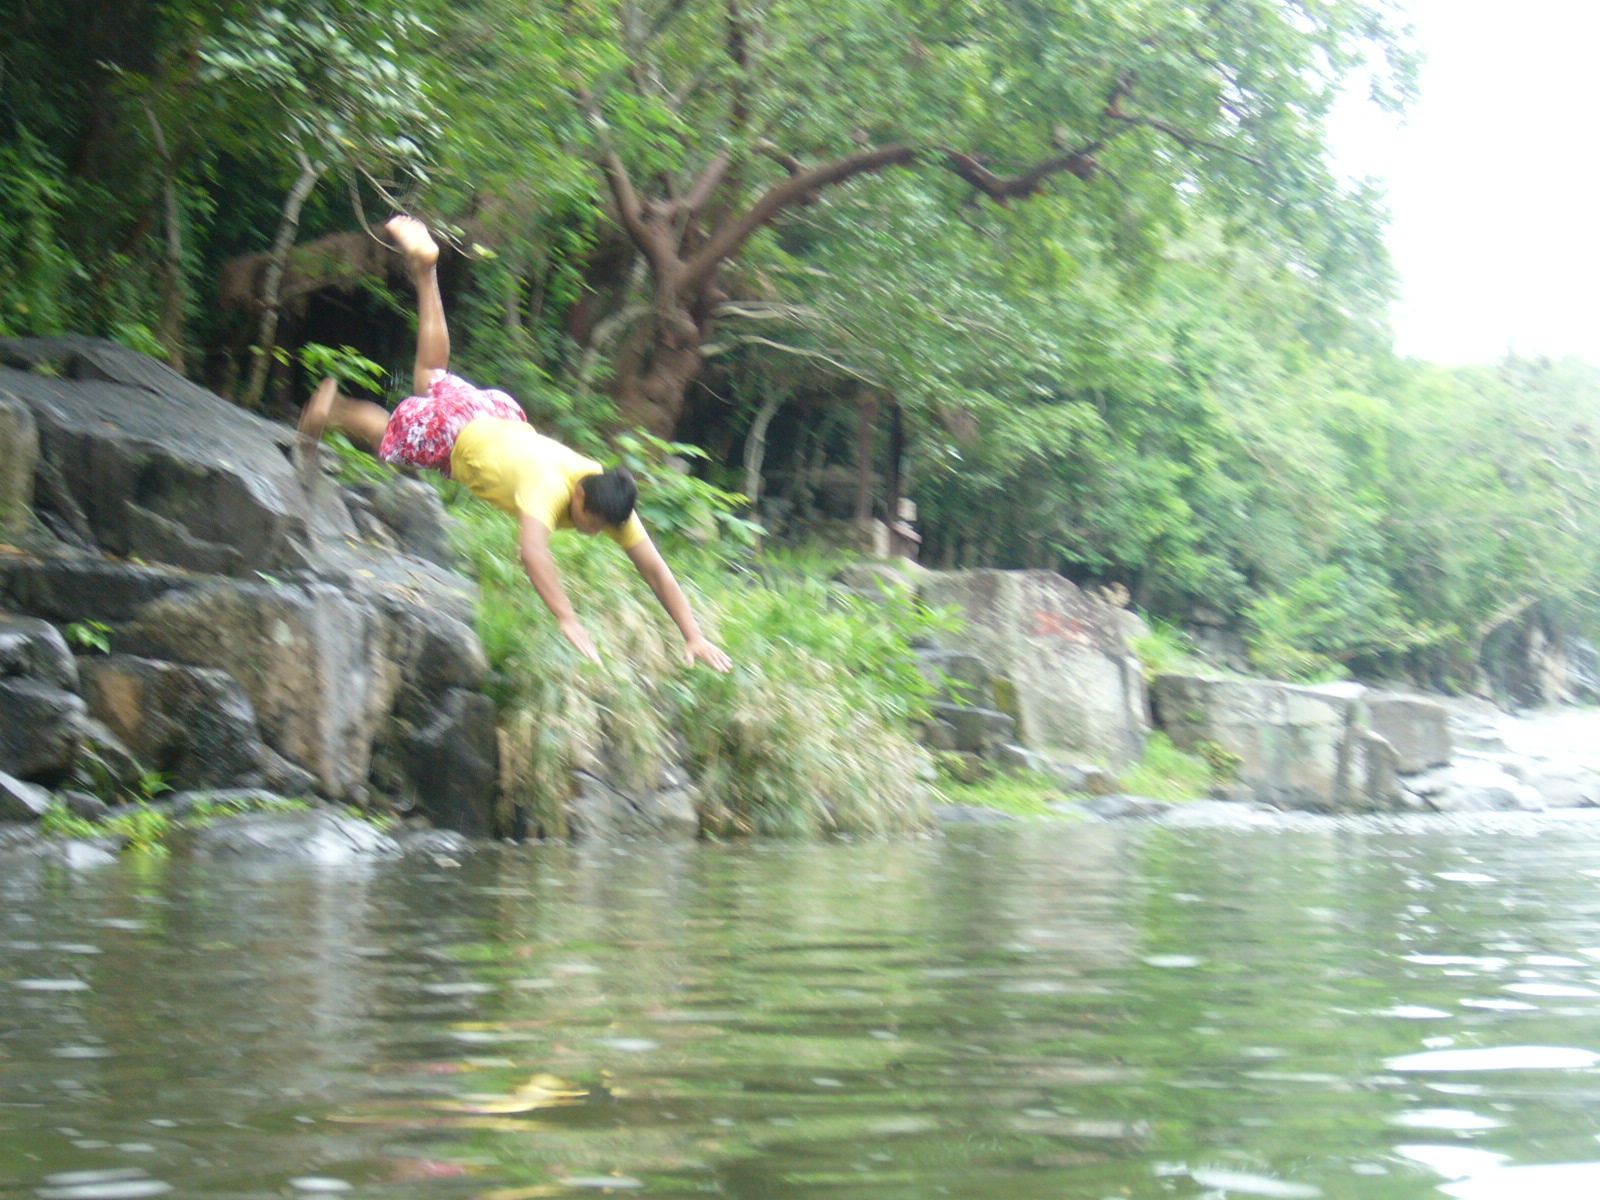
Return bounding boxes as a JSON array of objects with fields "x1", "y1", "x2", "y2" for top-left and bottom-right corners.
[{"x1": 6, "y1": 0, "x2": 1600, "y2": 707}]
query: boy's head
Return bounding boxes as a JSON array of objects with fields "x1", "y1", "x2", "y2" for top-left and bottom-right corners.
[{"x1": 573, "y1": 467, "x2": 638, "y2": 533}]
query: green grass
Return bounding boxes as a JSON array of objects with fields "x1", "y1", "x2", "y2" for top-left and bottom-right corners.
[
  {"x1": 452, "y1": 500, "x2": 944, "y2": 837},
  {"x1": 935, "y1": 733, "x2": 1216, "y2": 817},
  {"x1": 40, "y1": 795, "x2": 314, "y2": 857},
  {"x1": 1108, "y1": 733, "x2": 1214, "y2": 802},
  {"x1": 936, "y1": 772, "x2": 1065, "y2": 817}
]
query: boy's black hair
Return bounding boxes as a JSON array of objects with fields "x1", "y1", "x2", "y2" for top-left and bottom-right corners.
[{"x1": 582, "y1": 467, "x2": 638, "y2": 527}]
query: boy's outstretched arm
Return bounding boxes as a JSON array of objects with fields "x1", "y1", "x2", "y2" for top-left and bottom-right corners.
[
  {"x1": 626, "y1": 535, "x2": 733, "y2": 672},
  {"x1": 518, "y1": 512, "x2": 601, "y2": 663}
]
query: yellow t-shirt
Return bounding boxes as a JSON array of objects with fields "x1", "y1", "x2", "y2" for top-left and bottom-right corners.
[{"x1": 449, "y1": 418, "x2": 647, "y2": 550}]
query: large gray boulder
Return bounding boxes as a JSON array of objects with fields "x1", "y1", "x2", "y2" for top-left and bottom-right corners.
[
  {"x1": 1365, "y1": 691, "x2": 1451, "y2": 774},
  {"x1": 0, "y1": 677, "x2": 86, "y2": 783},
  {"x1": 0, "y1": 337, "x2": 357, "y2": 572},
  {"x1": 918, "y1": 569, "x2": 1147, "y2": 765},
  {"x1": 0, "y1": 338, "x2": 509, "y2": 833},
  {"x1": 78, "y1": 654, "x2": 311, "y2": 795},
  {"x1": 1151, "y1": 674, "x2": 1399, "y2": 811},
  {"x1": 128, "y1": 580, "x2": 401, "y2": 800}
]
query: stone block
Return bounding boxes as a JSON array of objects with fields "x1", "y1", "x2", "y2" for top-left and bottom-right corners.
[
  {"x1": 1152, "y1": 673, "x2": 1370, "y2": 811},
  {"x1": 1366, "y1": 691, "x2": 1452, "y2": 773},
  {"x1": 918, "y1": 569, "x2": 1147, "y2": 765}
]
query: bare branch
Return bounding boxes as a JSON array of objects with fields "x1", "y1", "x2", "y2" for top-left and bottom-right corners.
[
  {"x1": 700, "y1": 334, "x2": 880, "y2": 384},
  {"x1": 683, "y1": 149, "x2": 732, "y2": 216},
  {"x1": 713, "y1": 300, "x2": 824, "y2": 322},
  {"x1": 942, "y1": 147, "x2": 1104, "y2": 204}
]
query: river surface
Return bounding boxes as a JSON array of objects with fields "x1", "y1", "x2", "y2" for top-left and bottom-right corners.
[{"x1": 9, "y1": 814, "x2": 1600, "y2": 1200}]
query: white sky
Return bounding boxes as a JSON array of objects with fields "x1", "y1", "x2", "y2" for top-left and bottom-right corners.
[{"x1": 1329, "y1": 0, "x2": 1600, "y2": 365}]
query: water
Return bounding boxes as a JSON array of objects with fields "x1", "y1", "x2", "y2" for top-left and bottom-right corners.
[{"x1": 8, "y1": 816, "x2": 1600, "y2": 1199}]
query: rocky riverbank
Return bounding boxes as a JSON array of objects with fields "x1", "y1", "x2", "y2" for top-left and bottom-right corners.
[{"x1": 5, "y1": 335, "x2": 1600, "y2": 860}]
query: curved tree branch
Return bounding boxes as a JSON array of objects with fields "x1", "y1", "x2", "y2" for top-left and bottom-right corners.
[
  {"x1": 683, "y1": 144, "x2": 918, "y2": 289},
  {"x1": 942, "y1": 147, "x2": 1104, "y2": 204}
]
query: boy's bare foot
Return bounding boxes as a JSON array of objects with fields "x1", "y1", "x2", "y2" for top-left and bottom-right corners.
[
  {"x1": 385, "y1": 214, "x2": 439, "y2": 270},
  {"x1": 298, "y1": 376, "x2": 339, "y2": 444}
]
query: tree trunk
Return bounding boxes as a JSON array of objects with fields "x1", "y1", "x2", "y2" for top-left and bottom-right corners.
[
  {"x1": 614, "y1": 337, "x2": 707, "y2": 438},
  {"x1": 241, "y1": 149, "x2": 327, "y2": 410},
  {"x1": 144, "y1": 103, "x2": 187, "y2": 372},
  {"x1": 742, "y1": 391, "x2": 787, "y2": 505}
]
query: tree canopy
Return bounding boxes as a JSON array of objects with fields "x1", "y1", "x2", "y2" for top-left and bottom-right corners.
[{"x1": 7, "y1": 0, "x2": 1600, "y2": 698}]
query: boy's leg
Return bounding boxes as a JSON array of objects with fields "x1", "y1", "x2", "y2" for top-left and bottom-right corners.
[
  {"x1": 385, "y1": 215, "x2": 447, "y2": 396},
  {"x1": 298, "y1": 376, "x2": 390, "y2": 454}
]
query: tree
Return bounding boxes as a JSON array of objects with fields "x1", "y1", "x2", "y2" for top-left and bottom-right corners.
[
  {"x1": 553, "y1": 0, "x2": 1411, "y2": 436},
  {"x1": 197, "y1": 1, "x2": 439, "y2": 406}
]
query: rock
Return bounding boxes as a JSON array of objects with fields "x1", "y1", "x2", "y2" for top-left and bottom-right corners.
[
  {"x1": 393, "y1": 827, "x2": 476, "y2": 857},
  {"x1": 0, "y1": 555, "x2": 199, "y2": 623},
  {"x1": 1401, "y1": 750, "x2": 1547, "y2": 812},
  {"x1": 57, "y1": 789, "x2": 112, "y2": 822},
  {"x1": 1152, "y1": 674, "x2": 1395, "y2": 811},
  {"x1": 916, "y1": 648, "x2": 998, "y2": 706},
  {"x1": 1426, "y1": 783, "x2": 1539, "y2": 813},
  {"x1": 990, "y1": 744, "x2": 1119, "y2": 793},
  {"x1": 0, "y1": 772, "x2": 52, "y2": 821},
  {"x1": 1354, "y1": 729, "x2": 1405, "y2": 811},
  {"x1": 918, "y1": 569, "x2": 1147, "y2": 765},
  {"x1": 932, "y1": 803, "x2": 1020, "y2": 824},
  {"x1": 161, "y1": 787, "x2": 295, "y2": 818},
  {"x1": 1366, "y1": 691, "x2": 1452, "y2": 773},
  {"x1": 129, "y1": 579, "x2": 400, "y2": 799},
  {"x1": 930, "y1": 701, "x2": 1016, "y2": 755},
  {"x1": 1518, "y1": 762, "x2": 1600, "y2": 808},
  {"x1": 0, "y1": 830, "x2": 120, "y2": 869},
  {"x1": 0, "y1": 612, "x2": 77, "y2": 689},
  {"x1": 0, "y1": 393, "x2": 37, "y2": 539},
  {"x1": 363, "y1": 475, "x2": 461, "y2": 570},
  {"x1": 0, "y1": 340, "x2": 496, "y2": 834},
  {"x1": 0, "y1": 677, "x2": 86, "y2": 783},
  {"x1": 920, "y1": 717, "x2": 959, "y2": 752},
  {"x1": 79, "y1": 655, "x2": 296, "y2": 793},
  {"x1": 567, "y1": 769, "x2": 700, "y2": 840},
  {"x1": 66, "y1": 715, "x2": 146, "y2": 800},
  {"x1": 184, "y1": 809, "x2": 402, "y2": 862},
  {"x1": 1070, "y1": 794, "x2": 1173, "y2": 821},
  {"x1": 397, "y1": 687, "x2": 500, "y2": 836},
  {"x1": 938, "y1": 751, "x2": 990, "y2": 784},
  {"x1": 0, "y1": 336, "x2": 357, "y2": 574}
]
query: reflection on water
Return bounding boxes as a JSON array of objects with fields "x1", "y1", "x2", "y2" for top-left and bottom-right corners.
[{"x1": 7, "y1": 816, "x2": 1600, "y2": 1198}]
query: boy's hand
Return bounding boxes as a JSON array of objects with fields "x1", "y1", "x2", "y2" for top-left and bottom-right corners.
[
  {"x1": 560, "y1": 619, "x2": 602, "y2": 664},
  {"x1": 685, "y1": 636, "x2": 732, "y2": 673}
]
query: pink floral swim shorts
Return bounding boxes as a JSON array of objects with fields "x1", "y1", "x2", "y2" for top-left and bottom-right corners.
[{"x1": 378, "y1": 373, "x2": 527, "y2": 475}]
